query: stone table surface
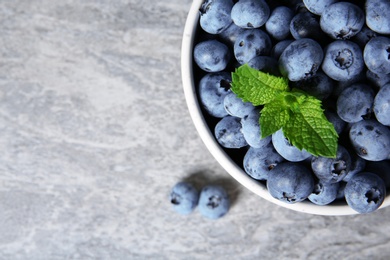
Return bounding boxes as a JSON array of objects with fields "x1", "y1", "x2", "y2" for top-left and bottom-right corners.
[{"x1": 1, "y1": 0, "x2": 390, "y2": 259}]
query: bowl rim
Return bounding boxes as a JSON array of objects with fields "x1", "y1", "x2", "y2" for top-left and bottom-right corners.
[{"x1": 180, "y1": 0, "x2": 390, "y2": 216}]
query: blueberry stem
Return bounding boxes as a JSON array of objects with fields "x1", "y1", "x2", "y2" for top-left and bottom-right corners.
[
  {"x1": 207, "y1": 195, "x2": 221, "y2": 209},
  {"x1": 332, "y1": 160, "x2": 347, "y2": 176},
  {"x1": 365, "y1": 188, "x2": 381, "y2": 204}
]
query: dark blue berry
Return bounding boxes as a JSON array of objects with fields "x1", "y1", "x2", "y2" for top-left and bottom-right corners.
[
  {"x1": 364, "y1": 36, "x2": 390, "y2": 75},
  {"x1": 267, "y1": 162, "x2": 315, "y2": 204},
  {"x1": 234, "y1": 29, "x2": 272, "y2": 64},
  {"x1": 349, "y1": 119, "x2": 390, "y2": 161},
  {"x1": 303, "y1": 0, "x2": 338, "y2": 15},
  {"x1": 336, "y1": 83, "x2": 375, "y2": 123},
  {"x1": 199, "y1": 0, "x2": 234, "y2": 34},
  {"x1": 231, "y1": 0, "x2": 270, "y2": 29},
  {"x1": 223, "y1": 92, "x2": 255, "y2": 118},
  {"x1": 272, "y1": 129, "x2": 311, "y2": 162},
  {"x1": 243, "y1": 142, "x2": 284, "y2": 180},
  {"x1": 265, "y1": 6, "x2": 294, "y2": 41},
  {"x1": 290, "y1": 11, "x2": 325, "y2": 41},
  {"x1": 241, "y1": 109, "x2": 272, "y2": 148},
  {"x1": 198, "y1": 72, "x2": 232, "y2": 118},
  {"x1": 345, "y1": 172, "x2": 386, "y2": 213},
  {"x1": 374, "y1": 83, "x2": 390, "y2": 126},
  {"x1": 365, "y1": 0, "x2": 390, "y2": 34},
  {"x1": 320, "y1": 2, "x2": 364, "y2": 40},
  {"x1": 322, "y1": 40, "x2": 364, "y2": 81},
  {"x1": 215, "y1": 116, "x2": 248, "y2": 148},
  {"x1": 308, "y1": 181, "x2": 340, "y2": 205},
  {"x1": 194, "y1": 40, "x2": 231, "y2": 72},
  {"x1": 311, "y1": 145, "x2": 352, "y2": 183},
  {"x1": 279, "y1": 38, "x2": 323, "y2": 81},
  {"x1": 170, "y1": 182, "x2": 199, "y2": 215},
  {"x1": 198, "y1": 185, "x2": 230, "y2": 219}
]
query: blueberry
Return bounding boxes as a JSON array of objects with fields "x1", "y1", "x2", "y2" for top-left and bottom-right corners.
[
  {"x1": 363, "y1": 36, "x2": 390, "y2": 75},
  {"x1": 234, "y1": 29, "x2": 272, "y2": 64},
  {"x1": 198, "y1": 184, "x2": 230, "y2": 219},
  {"x1": 344, "y1": 172, "x2": 386, "y2": 214},
  {"x1": 336, "y1": 83, "x2": 375, "y2": 123},
  {"x1": 279, "y1": 38, "x2": 323, "y2": 81},
  {"x1": 198, "y1": 72, "x2": 232, "y2": 118},
  {"x1": 266, "y1": 162, "x2": 315, "y2": 204},
  {"x1": 241, "y1": 109, "x2": 272, "y2": 148},
  {"x1": 215, "y1": 116, "x2": 248, "y2": 149},
  {"x1": 302, "y1": 0, "x2": 338, "y2": 15},
  {"x1": 223, "y1": 92, "x2": 255, "y2": 118},
  {"x1": 199, "y1": 0, "x2": 234, "y2": 34},
  {"x1": 272, "y1": 129, "x2": 312, "y2": 162},
  {"x1": 194, "y1": 40, "x2": 231, "y2": 72},
  {"x1": 365, "y1": 0, "x2": 390, "y2": 34},
  {"x1": 349, "y1": 119, "x2": 390, "y2": 161},
  {"x1": 231, "y1": 0, "x2": 270, "y2": 29},
  {"x1": 170, "y1": 182, "x2": 199, "y2": 215},
  {"x1": 243, "y1": 142, "x2": 284, "y2": 180},
  {"x1": 289, "y1": 11, "x2": 325, "y2": 41},
  {"x1": 247, "y1": 56, "x2": 280, "y2": 76},
  {"x1": 311, "y1": 145, "x2": 352, "y2": 183},
  {"x1": 308, "y1": 181, "x2": 340, "y2": 206},
  {"x1": 270, "y1": 39, "x2": 294, "y2": 60},
  {"x1": 321, "y1": 40, "x2": 364, "y2": 81},
  {"x1": 374, "y1": 83, "x2": 390, "y2": 126},
  {"x1": 320, "y1": 2, "x2": 364, "y2": 40},
  {"x1": 292, "y1": 71, "x2": 334, "y2": 100},
  {"x1": 265, "y1": 6, "x2": 294, "y2": 41}
]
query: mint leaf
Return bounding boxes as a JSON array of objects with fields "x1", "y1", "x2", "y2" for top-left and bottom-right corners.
[
  {"x1": 260, "y1": 94, "x2": 290, "y2": 138},
  {"x1": 231, "y1": 64, "x2": 289, "y2": 106},
  {"x1": 282, "y1": 94, "x2": 338, "y2": 158},
  {"x1": 230, "y1": 65, "x2": 339, "y2": 158}
]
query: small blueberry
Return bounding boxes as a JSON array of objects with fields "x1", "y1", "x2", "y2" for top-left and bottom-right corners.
[
  {"x1": 198, "y1": 185, "x2": 230, "y2": 219},
  {"x1": 170, "y1": 182, "x2": 199, "y2": 215}
]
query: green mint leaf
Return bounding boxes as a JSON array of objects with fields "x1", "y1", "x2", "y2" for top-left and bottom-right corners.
[
  {"x1": 260, "y1": 94, "x2": 290, "y2": 138},
  {"x1": 231, "y1": 64, "x2": 289, "y2": 106},
  {"x1": 282, "y1": 93, "x2": 338, "y2": 158},
  {"x1": 230, "y1": 64, "x2": 339, "y2": 158}
]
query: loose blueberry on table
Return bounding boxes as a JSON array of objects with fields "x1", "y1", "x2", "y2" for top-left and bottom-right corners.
[
  {"x1": 193, "y1": 0, "x2": 390, "y2": 214},
  {"x1": 170, "y1": 182, "x2": 199, "y2": 215},
  {"x1": 198, "y1": 185, "x2": 230, "y2": 219}
]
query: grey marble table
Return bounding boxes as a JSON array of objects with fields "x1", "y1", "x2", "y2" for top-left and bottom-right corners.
[{"x1": 1, "y1": 1, "x2": 390, "y2": 259}]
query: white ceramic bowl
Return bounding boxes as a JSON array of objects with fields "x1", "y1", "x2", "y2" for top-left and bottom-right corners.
[{"x1": 181, "y1": 0, "x2": 390, "y2": 215}]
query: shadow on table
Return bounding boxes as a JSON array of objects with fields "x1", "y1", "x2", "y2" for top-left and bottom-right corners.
[{"x1": 183, "y1": 170, "x2": 242, "y2": 208}]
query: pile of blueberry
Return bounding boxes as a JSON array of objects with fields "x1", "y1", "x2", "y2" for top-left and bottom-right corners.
[
  {"x1": 193, "y1": 0, "x2": 390, "y2": 213},
  {"x1": 170, "y1": 182, "x2": 230, "y2": 219}
]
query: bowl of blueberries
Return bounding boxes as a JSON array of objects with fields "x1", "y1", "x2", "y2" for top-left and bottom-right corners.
[{"x1": 181, "y1": 0, "x2": 390, "y2": 215}]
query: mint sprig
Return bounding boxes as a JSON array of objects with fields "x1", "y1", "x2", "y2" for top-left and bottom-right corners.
[
  {"x1": 231, "y1": 64, "x2": 338, "y2": 158},
  {"x1": 231, "y1": 64, "x2": 289, "y2": 106}
]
